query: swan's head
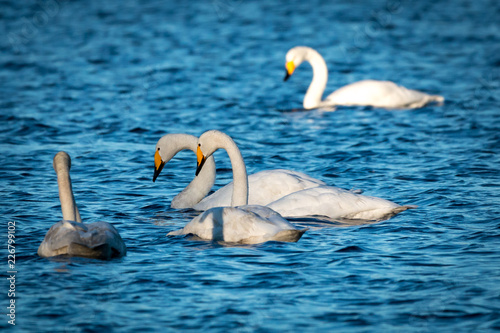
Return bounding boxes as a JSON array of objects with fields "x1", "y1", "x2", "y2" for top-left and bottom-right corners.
[
  {"x1": 53, "y1": 151, "x2": 71, "y2": 173},
  {"x1": 195, "y1": 130, "x2": 234, "y2": 176},
  {"x1": 153, "y1": 134, "x2": 199, "y2": 182},
  {"x1": 284, "y1": 46, "x2": 311, "y2": 81}
]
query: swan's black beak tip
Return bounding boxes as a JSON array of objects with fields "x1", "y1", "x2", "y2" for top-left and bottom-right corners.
[
  {"x1": 195, "y1": 156, "x2": 206, "y2": 176},
  {"x1": 153, "y1": 149, "x2": 165, "y2": 183},
  {"x1": 153, "y1": 162, "x2": 165, "y2": 183},
  {"x1": 284, "y1": 71, "x2": 291, "y2": 82}
]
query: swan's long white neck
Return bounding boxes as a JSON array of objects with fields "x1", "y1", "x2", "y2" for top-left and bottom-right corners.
[
  {"x1": 53, "y1": 152, "x2": 81, "y2": 222},
  {"x1": 158, "y1": 134, "x2": 216, "y2": 208},
  {"x1": 303, "y1": 48, "x2": 328, "y2": 109},
  {"x1": 199, "y1": 131, "x2": 248, "y2": 206}
]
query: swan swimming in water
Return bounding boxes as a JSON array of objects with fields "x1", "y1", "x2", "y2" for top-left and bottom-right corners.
[
  {"x1": 154, "y1": 133, "x2": 415, "y2": 221},
  {"x1": 153, "y1": 133, "x2": 325, "y2": 210},
  {"x1": 38, "y1": 152, "x2": 126, "y2": 260},
  {"x1": 167, "y1": 130, "x2": 307, "y2": 244},
  {"x1": 284, "y1": 46, "x2": 444, "y2": 110}
]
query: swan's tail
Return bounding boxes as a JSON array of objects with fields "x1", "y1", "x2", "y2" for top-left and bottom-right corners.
[
  {"x1": 167, "y1": 229, "x2": 185, "y2": 236},
  {"x1": 429, "y1": 95, "x2": 445, "y2": 103},
  {"x1": 68, "y1": 243, "x2": 114, "y2": 260},
  {"x1": 375, "y1": 205, "x2": 418, "y2": 221},
  {"x1": 273, "y1": 228, "x2": 308, "y2": 242},
  {"x1": 390, "y1": 205, "x2": 418, "y2": 216}
]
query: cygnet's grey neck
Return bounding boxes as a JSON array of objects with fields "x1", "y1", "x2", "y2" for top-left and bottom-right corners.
[{"x1": 53, "y1": 152, "x2": 81, "y2": 222}]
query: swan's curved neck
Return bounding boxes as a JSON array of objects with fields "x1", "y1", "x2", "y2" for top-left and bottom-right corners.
[
  {"x1": 203, "y1": 131, "x2": 248, "y2": 206},
  {"x1": 55, "y1": 164, "x2": 81, "y2": 222},
  {"x1": 303, "y1": 49, "x2": 328, "y2": 109},
  {"x1": 163, "y1": 134, "x2": 216, "y2": 208}
]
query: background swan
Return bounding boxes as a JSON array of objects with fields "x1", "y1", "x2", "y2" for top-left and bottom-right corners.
[
  {"x1": 154, "y1": 134, "x2": 325, "y2": 210},
  {"x1": 284, "y1": 46, "x2": 444, "y2": 109},
  {"x1": 38, "y1": 152, "x2": 126, "y2": 260},
  {"x1": 167, "y1": 130, "x2": 307, "y2": 244}
]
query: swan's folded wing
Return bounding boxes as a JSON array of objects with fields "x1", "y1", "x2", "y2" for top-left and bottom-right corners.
[
  {"x1": 238, "y1": 205, "x2": 296, "y2": 230},
  {"x1": 247, "y1": 170, "x2": 325, "y2": 206},
  {"x1": 326, "y1": 80, "x2": 443, "y2": 109},
  {"x1": 267, "y1": 185, "x2": 411, "y2": 220},
  {"x1": 168, "y1": 206, "x2": 305, "y2": 244},
  {"x1": 194, "y1": 169, "x2": 325, "y2": 210}
]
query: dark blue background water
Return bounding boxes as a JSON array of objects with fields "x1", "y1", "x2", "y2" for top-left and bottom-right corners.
[{"x1": 1, "y1": 0, "x2": 499, "y2": 331}]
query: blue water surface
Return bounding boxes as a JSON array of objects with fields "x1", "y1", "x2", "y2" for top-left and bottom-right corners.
[{"x1": 1, "y1": 0, "x2": 500, "y2": 331}]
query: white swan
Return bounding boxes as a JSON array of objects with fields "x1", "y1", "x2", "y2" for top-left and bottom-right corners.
[
  {"x1": 38, "y1": 152, "x2": 126, "y2": 260},
  {"x1": 153, "y1": 134, "x2": 325, "y2": 210},
  {"x1": 167, "y1": 130, "x2": 307, "y2": 244},
  {"x1": 284, "y1": 46, "x2": 444, "y2": 110}
]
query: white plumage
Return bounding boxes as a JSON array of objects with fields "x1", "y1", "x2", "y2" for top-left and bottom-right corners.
[
  {"x1": 267, "y1": 186, "x2": 416, "y2": 221},
  {"x1": 169, "y1": 205, "x2": 305, "y2": 244},
  {"x1": 193, "y1": 169, "x2": 325, "y2": 210}
]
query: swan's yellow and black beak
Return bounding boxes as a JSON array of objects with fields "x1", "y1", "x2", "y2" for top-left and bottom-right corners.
[
  {"x1": 284, "y1": 61, "x2": 295, "y2": 81},
  {"x1": 196, "y1": 145, "x2": 206, "y2": 176},
  {"x1": 153, "y1": 149, "x2": 165, "y2": 183}
]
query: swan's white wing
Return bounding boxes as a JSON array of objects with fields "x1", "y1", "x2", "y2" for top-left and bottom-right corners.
[
  {"x1": 38, "y1": 220, "x2": 126, "y2": 259},
  {"x1": 168, "y1": 206, "x2": 306, "y2": 244},
  {"x1": 237, "y1": 205, "x2": 298, "y2": 230},
  {"x1": 325, "y1": 80, "x2": 444, "y2": 109},
  {"x1": 193, "y1": 169, "x2": 325, "y2": 210},
  {"x1": 267, "y1": 185, "x2": 415, "y2": 220}
]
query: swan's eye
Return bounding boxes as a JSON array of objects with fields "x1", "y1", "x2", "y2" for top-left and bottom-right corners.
[{"x1": 198, "y1": 143, "x2": 201, "y2": 147}]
